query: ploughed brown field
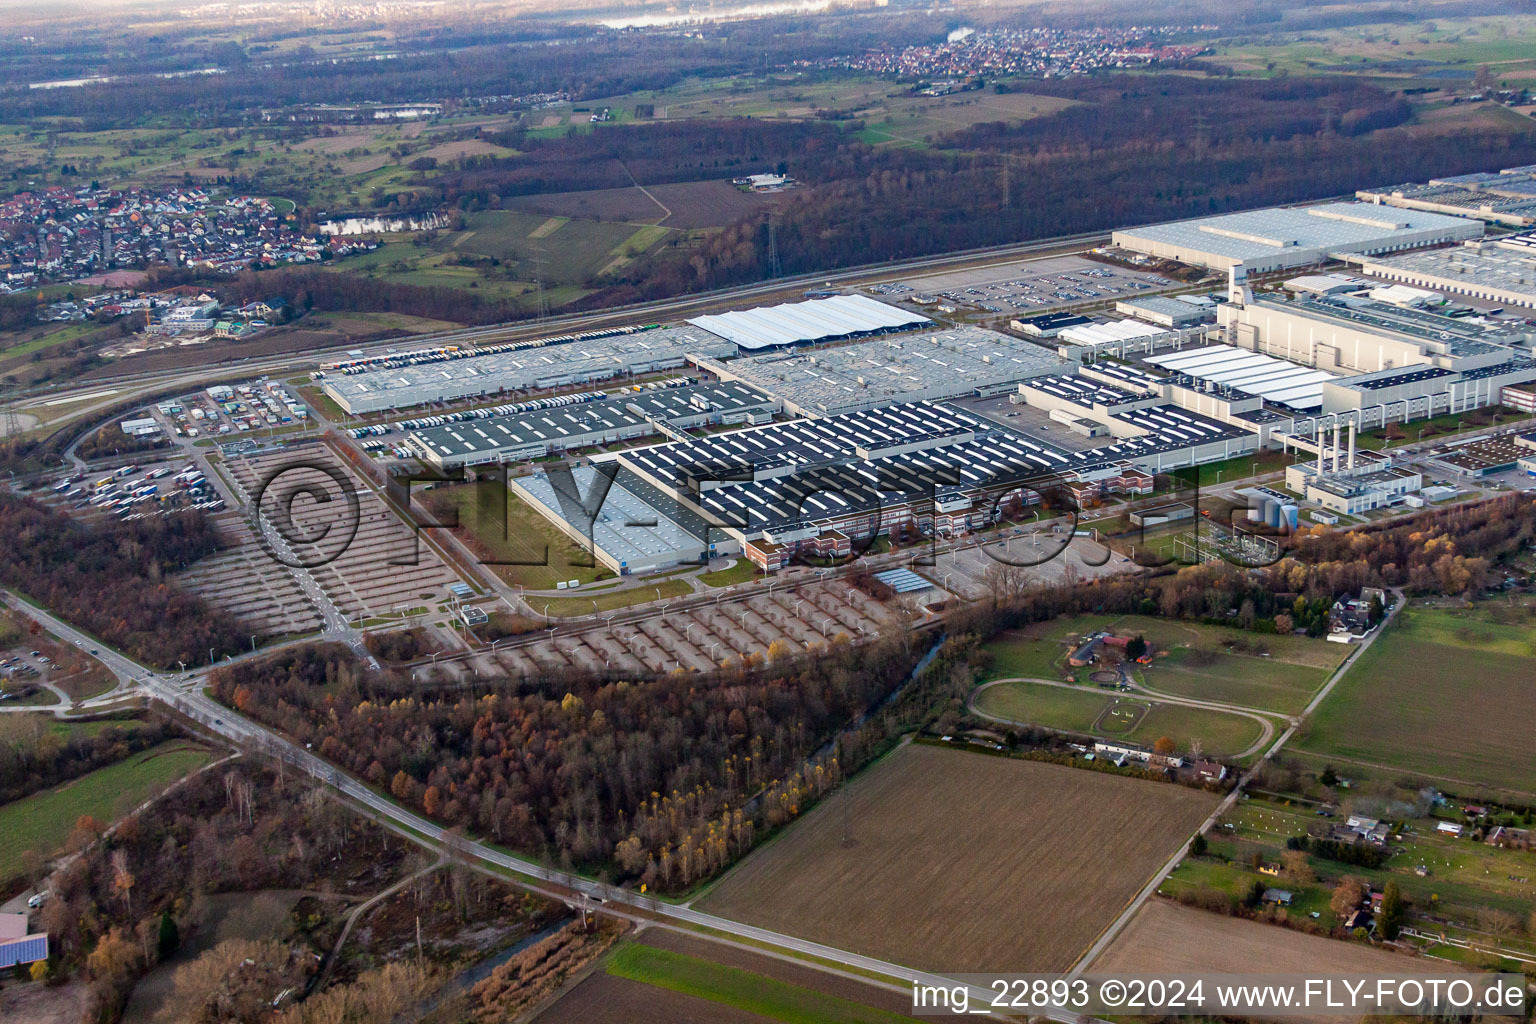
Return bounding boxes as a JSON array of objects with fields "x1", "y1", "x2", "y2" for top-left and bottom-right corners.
[
  {"x1": 536, "y1": 973, "x2": 767, "y2": 1024},
  {"x1": 1094, "y1": 900, "x2": 1428, "y2": 975},
  {"x1": 502, "y1": 179, "x2": 775, "y2": 229},
  {"x1": 696, "y1": 742, "x2": 1219, "y2": 973}
]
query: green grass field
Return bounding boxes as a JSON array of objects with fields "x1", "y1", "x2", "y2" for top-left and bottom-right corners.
[
  {"x1": 605, "y1": 943, "x2": 917, "y2": 1024},
  {"x1": 0, "y1": 741, "x2": 214, "y2": 880},
  {"x1": 981, "y1": 614, "x2": 1341, "y2": 713},
  {"x1": 698, "y1": 559, "x2": 761, "y2": 588},
  {"x1": 536, "y1": 578, "x2": 692, "y2": 617},
  {"x1": 1296, "y1": 605, "x2": 1536, "y2": 795},
  {"x1": 425, "y1": 483, "x2": 613, "y2": 591},
  {"x1": 1148, "y1": 648, "x2": 1327, "y2": 714},
  {"x1": 973, "y1": 681, "x2": 1108, "y2": 734},
  {"x1": 973, "y1": 681, "x2": 1265, "y2": 756}
]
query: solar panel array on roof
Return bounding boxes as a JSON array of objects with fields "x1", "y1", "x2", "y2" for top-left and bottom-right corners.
[
  {"x1": 1146, "y1": 345, "x2": 1339, "y2": 411},
  {"x1": 686, "y1": 294, "x2": 930, "y2": 351},
  {"x1": 620, "y1": 403, "x2": 980, "y2": 491},
  {"x1": 0, "y1": 934, "x2": 47, "y2": 970},
  {"x1": 872, "y1": 568, "x2": 933, "y2": 593}
]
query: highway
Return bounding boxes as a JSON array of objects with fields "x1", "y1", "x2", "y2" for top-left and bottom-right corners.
[{"x1": 12, "y1": 229, "x2": 1111, "y2": 430}]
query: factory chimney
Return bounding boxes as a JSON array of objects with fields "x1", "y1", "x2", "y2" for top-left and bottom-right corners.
[
  {"x1": 1347, "y1": 421, "x2": 1357, "y2": 470},
  {"x1": 1332, "y1": 421, "x2": 1343, "y2": 473},
  {"x1": 1316, "y1": 426, "x2": 1325, "y2": 473}
]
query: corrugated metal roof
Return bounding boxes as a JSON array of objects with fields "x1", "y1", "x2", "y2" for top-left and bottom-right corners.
[{"x1": 687, "y1": 294, "x2": 929, "y2": 350}]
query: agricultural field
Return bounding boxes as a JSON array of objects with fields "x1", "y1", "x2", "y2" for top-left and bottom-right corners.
[
  {"x1": 696, "y1": 742, "x2": 1218, "y2": 973},
  {"x1": 981, "y1": 614, "x2": 1340, "y2": 713},
  {"x1": 1094, "y1": 900, "x2": 1425, "y2": 976},
  {"x1": 972, "y1": 681, "x2": 1267, "y2": 758},
  {"x1": 1295, "y1": 604, "x2": 1536, "y2": 796},
  {"x1": 538, "y1": 931, "x2": 918, "y2": 1024},
  {"x1": 502, "y1": 180, "x2": 774, "y2": 230},
  {"x1": 330, "y1": 209, "x2": 677, "y2": 310},
  {"x1": 1196, "y1": 14, "x2": 1536, "y2": 83},
  {"x1": 561, "y1": 73, "x2": 1080, "y2": 148},
  {"x1": 0, "y1": 741, "x2": 214, "y2": 880}
]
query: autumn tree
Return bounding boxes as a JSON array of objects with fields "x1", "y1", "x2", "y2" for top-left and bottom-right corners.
[{"x1": 1330, "y1": 876, "x2": 1368, "y2": 918}]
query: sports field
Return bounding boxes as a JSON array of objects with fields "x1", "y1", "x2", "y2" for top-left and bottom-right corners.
[
  {"x1": 696, "y1": 742, "x2": 1218, "y2": 973},
  {"x1": 973, "y1": 682, "x2": 1266, "y2": 757},
  {"x1": 0, "y1": 741, "x2": 214, "y2": 880},
  {"x1": 1295, "y1": 604, "x2": 1536, "y2": 796}
]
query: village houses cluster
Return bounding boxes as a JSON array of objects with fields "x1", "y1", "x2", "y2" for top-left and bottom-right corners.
[{"x1": 0, "y1": 184, "x2": 375, "y2": 293}]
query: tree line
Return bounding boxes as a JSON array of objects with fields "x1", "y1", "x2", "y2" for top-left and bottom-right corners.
[
  {"x1": 208, "y1": 629, "x2": 928, "y2": 891},
  {"x1": 0, "y1": 492, "x2": 248, "y2": 668},
  {"x1": 590, "y1": 77, "x2": 1536, "y2": 303},
  {"x1": 0, "y1": 714, "x2": 177, "y2": 808}
]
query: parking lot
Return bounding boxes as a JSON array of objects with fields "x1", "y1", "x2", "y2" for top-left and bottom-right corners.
[
  {"x1": 35, "y1": 453, "x2": 222, "y2": 523},
  {"x1": 173, "y1": 511, "x2": 328, "y2": 640},
  {"x1": 444, "y1": 580, "x2": 903, "y2": 679},
  {"x1": 866, "y1": 255, "x2": 1173, "y2": 317},
  {"x1": 221, "y1": 442, "x2": 465, "y2": 622},
  {"x1": 919, "y1": 534, "x2": 1128, "y2": 600},
  {"x1": 154, "y1": 380, "x2": 311, "y2": 442}
]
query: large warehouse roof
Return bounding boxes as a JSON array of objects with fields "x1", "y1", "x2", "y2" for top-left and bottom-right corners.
[
  {"x1": 1112, "y1": 202, "x2": 1480, "y2": 271},
  {"x1": 1147, "y1": 345, "x2": 1338, "y2": 411},
  {"x1": 322, "y1": 326, "x2": 735, "y2": 413},
  {"x1": 686, "y1": 294, "x2": 929, "y2": 351},
  {"x1": 699, "y1": 325, "x2": 1063, "y2": 416}
]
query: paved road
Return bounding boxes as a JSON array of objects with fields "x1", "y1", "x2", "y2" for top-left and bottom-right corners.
[
  {"x1": 13, "y1": 231, "x2": 1113, "y2": 428},
  {"x1": 0, "y1": 587, "x2": 1093, "y2": 1023},
  {"x1": 1069, "y1": 588, "x2": 1406, "y2": 973}
]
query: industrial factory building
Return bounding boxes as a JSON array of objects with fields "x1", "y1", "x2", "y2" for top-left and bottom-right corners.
[
  {"x1": 1216, "y1": 288, "x2": 1536, "y2": 423},
  {"x1": 1348, "y1": 235, "x2": 1536, "y2": 310},
  {"x1": 1111, "y1": 202, "x2": 1480, "y2": 273},
  {"x1": 322, "y1": 326, "x2": 737, "y2": 414},
  {"x1": 1114, "y1": 295, "x2": 1216, "y2": 327},
  {"x1": 1283, "y1": 421, "x2": 1424, "y2": 516},
  {"x1": 695, "y1": 325, "x2": 1066, "y2": 417},
  {"x1": 685, "y1": 294, "x2": 930, "y2": 351},
  {"x1": 405, "y1": 381, "x2": 777, "y2": 470},
  {"x1": 1356, "y1": 165, "x2": 1536, "y2": 228},
  {"x1": 512, "y1": 398, "x2": 1257, "y2": 575}
]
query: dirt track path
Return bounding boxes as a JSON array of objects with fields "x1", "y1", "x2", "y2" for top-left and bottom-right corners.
[{"x1": 969, "y1": 676, "x2": 1278, "y2": 760}]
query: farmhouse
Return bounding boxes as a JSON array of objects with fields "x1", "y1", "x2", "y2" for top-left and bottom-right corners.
[
  {"x1": 1437, "y1": 821, "x2": 1465, "y2": 837},
  {"x1": 1069, "y1": 635, "x2": 1104, "y2": 667},
  {"x1": 1261, "y1": 888, "x2": 1293, "y2": 907},
  {"x1": 1093, "y1": 741, "x2": 1184, "y2": 769}
]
